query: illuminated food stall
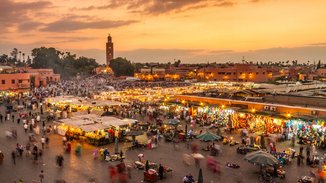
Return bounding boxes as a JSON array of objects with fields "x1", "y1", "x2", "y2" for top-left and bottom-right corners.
[
  {"x1": 230, "y1": 111, "x2": 287, "y2": 134},
  {"x1": 57, "y1": 114, "x2": 136, "y2": 146},
  {"x1": 46, "y1": 96, "x2": 129, "y2": 117}
]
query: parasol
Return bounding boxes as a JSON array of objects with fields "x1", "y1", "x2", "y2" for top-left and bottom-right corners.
[
  {"x1": 244, "y1": 150, "x2": 278, "y2": 166},
  {"x1": 192, "y1": 153, "x2": 205, "y2": 159},
  {"x1": 196, "y1": 130, "x2": 221, "y2": 142},
  {"x1": 126, "y1": 130, "x2": 144, "y2": 141},
  {"x1": 125, "y1": 131, "x2": 143, "y2": 136},
  {"x1": 101, "y1": 111, "x2": 113, "y2": 116}
]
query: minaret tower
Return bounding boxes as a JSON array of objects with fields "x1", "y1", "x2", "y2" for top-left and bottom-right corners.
[{"x1": 106, "y1": 34, "x2": 114, "y2": 65}]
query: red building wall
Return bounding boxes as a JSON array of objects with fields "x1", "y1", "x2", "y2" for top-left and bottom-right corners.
[{"x1": 0, "y1": 73, "x2": 31, "y2": 90}]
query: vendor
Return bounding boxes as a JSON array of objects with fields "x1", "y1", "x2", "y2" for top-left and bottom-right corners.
[{"x1": 158, "y1": 164, "x2": 164, "y2": 180}]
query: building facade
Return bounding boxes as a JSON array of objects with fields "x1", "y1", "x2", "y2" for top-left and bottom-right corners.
[
  {"x1": 315, "y1": 68, "x2": 326, "y2": 80},
  {"x1": 198, "y1": 64, "x2": 274, "y2": 82},
  {"x1": 24, "y1": 68, "x2": 60, "y2": 87},
  {"x1": 135, "y1": 68, "x2": 166, "y2": 80},
  {"x1": 0, "y1": 66, "x2": 60, "y2": 91}
]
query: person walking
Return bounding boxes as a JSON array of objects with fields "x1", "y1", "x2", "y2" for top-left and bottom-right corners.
[
  {"x1": 297, "y1": 154, "x2": 302, "y2": 166},
  {"x1": 41, "y1": 136, "x2": 45, "y2": 149},
  {"x1": 45, "y1": 137, "x2": 49, "y2": 148},
  {"x1": 119, "y1": 150, "x2": 123, "y2": 162},
  {"x1": 109, "y1": 166, "x2": 117, "y2": 182},
  {"x1": 158, "y1": 164, "x2": 164, "y2": 180},
  {"x1": 292, "y1": 135, "x2": 296, "y2": 147},
  {"x1": 299, "y1": 146, "x2": 304, "y2": 155},
  {"x1": 39, "y1": 170, "x2": 44, "y2": 183},
  {"x1": 25, "y1": 143, "x2": 31, "y2": 157},
  {"x1": 56, "y1": 154, "x2": 64, "y2": 167},
  {"x1": 24, "y1": 123, "x2": 28, "y2": 133},
  {"x1": 145, "y1": 160, "x2": 150, "y2": 171},
  {"x1": 0, "y1": 150, "x2": 4, "y2": 165},
  {"x1": 11, "y1": 151, "x2": 16, "y2": 165},
  {"x1": 306, "y1": 145, "x2": 311, "y2": 159},
  {"x1": 75, "y1": 143, "x2": 81, "y2": 155}
]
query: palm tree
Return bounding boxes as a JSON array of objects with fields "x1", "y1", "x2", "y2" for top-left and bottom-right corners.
[
  {"x1": 22, "y1": 53, "x2": 25, "y2": 63},
  {"x1": 19, "y1": 51, "x2": 22, "y2": 62},
  {"x1": 26, "y1": 56, "x2": 32, "y2": 65},
  {"x1": 10, "y1": 48, "x2": 18, "y2": 62},
  {"x1": 0, "y1": 54, "x2": 8, "y2": 64}
]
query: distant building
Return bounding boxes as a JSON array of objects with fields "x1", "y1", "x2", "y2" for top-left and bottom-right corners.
[
  {"x1": 311, "y1": 68, "x2": 326, "y2": 81},
  {"x1": 106, "y1": 34, "x2": 114, "y2": 65},
  {"x1": 166, "y1": 65, "x2": 198, "y2": 80},
  {"x1": 135, "y1": 68, "x2": 166, "y2": 80},
  {"x1": 95, "y1": 35, "x2": 116, "y2": 76},
  {"x1": 0, "y1": 66, "x2": 60, "y2": 91},
  {"x1": 95, "y1": 65, "x2": 114, "y2": 75},
  {"x1": 23, "y1": 68, "x2": 60, "y2": 87},
  {"x1": 197, "y1": 64, "x2": 274, "y2": 82}
]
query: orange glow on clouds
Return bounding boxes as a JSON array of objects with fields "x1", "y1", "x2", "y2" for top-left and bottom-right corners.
[{"x1": 0, "y1": 0, "x2": 325, "y2": 63}]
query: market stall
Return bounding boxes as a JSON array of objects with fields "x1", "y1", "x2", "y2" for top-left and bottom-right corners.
[
  {"x1": 46, "y1": 96, "x2": 129, "y2": 116},
  {"x1": 56, "y1": 114, "x2": 136, "y2": 146},
  {"x1": 230, "y1": 112, "x2": 287, "y2": 134}
]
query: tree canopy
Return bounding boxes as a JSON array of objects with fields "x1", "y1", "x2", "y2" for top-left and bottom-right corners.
[
  {"x1": 109, "y1": 57, "x2": 135, "y2": 77},
  {"x1": 31, "y1": 47, "x2": 99, "y2": 79}
]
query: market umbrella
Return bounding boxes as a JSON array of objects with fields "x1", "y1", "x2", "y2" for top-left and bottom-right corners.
[
  {"x1": 101, "y1": 111, "x2": 112, "y2": 116},
  {"x1": 244, "y1": 150, "x2": 278, "y2": 166},
  {"x1": 125, "y1": 131, "x2": 143, "y2": 136},
  {"x1": 196, "y1": 131, "x2": 221, "y2": 142},
  {"x1": 125, "y1": 131, "x2": 144, "y2": 141},
  {"x1": 198, "y1": 168, "x2": 203, "y2": 183},
  {"x1": 192, "y1": 153, "x2": 205, "y2": 159},
  {"x1": 114, "y1": 138, "x2": 119, "y2": 154}
]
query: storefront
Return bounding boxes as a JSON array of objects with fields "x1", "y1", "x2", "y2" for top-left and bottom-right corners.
[{"x1": 230, "y1": 112, "x2": 287, "y2": 134}]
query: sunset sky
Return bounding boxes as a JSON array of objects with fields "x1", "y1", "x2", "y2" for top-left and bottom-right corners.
[{"x1": 0, "y1": 0, "x2": 326, "y2": 64}]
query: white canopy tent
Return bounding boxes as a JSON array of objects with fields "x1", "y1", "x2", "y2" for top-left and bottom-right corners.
[
  {"x1": 57, "y1": 114, "x2": 136, "y2": 135},
  {"x1": 47, "y1": 95, "x2": 129, "y2": 107}
]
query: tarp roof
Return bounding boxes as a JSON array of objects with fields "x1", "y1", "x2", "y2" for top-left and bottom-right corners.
[
  {"x1": 58, "y1": 114, "x2": 136, "y2": 131},
  {"x1": 47, "y1": 96, "x2": 128, "y2": 106}
]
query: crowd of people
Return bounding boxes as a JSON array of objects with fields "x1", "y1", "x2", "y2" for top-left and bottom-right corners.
[
  {"x1": 1, "y1": 76, "x2": 326, "y2": 183},
  {"x1": 30, "y1": 76, "x2": 191, "y2": 99}
]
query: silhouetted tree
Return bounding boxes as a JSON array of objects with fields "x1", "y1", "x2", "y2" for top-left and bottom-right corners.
[
  {"x1": 174, "y1": 59, "x2": 181, "y2": 67},
  {"x1": 31, "y1": 47, "x2": 98, "y2": 79},
  {"x1": 317, "y1": 60, "x2": 321, "y2": 69},
  {"x1": 109, "y1": 57, "x2": 135, "y2": 77}
]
